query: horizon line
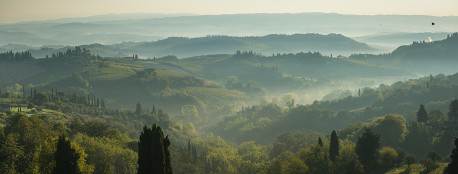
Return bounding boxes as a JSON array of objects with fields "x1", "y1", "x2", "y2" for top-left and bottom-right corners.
[{"x1": 2, "y1": 12, "x2": 458, "y2": 25}]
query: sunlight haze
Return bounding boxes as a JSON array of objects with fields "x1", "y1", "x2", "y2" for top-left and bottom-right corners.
[{"x1": 1, "y1": 0, "x2": 457, "y2": 23}]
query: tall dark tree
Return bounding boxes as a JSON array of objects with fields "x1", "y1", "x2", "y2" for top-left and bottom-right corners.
[
  {"x1": 152, "y1": 104, "x2": 157, "y2": 115},
  {"x1": 356, "y1": 128, "x2": 380, "y2": 173},
  {"x1": 445, "y1": 138, "x2": 458, "y2": 174},
  {"x1": 416, "y1": 104, "x2": 428, "y2": 124},
  {"x1": 138, "y1": 124, "x2": 172, "y2": 174},
  {"x1": 318, "y1": 137, "x2": 323, "y2": 147},
  {"x1": 448, "y1": 99, "x2": 458, "y2": 127},
  {"x1": 53, "y1": 135, "x2": 79, "y2": 174},
  {"x1": 164, "y1": 135, "x2": 172, "y2": 174},
  {"x1": 329, "y1": 130, "x2": 339, "y2": 162},
  {"x1": 136, "y1": 103, "x2": 142, "y2": 116},
  {"x1": 188, "y1": 139, "x2": 192, "y2": 156}
]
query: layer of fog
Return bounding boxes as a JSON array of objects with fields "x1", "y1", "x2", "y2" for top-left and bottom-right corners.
[{"x1": 1, "y1": 13, "x2": 457, "y2": 46}]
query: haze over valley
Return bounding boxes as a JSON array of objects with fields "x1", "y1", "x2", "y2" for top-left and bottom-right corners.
[{"x1": 1, "y1": 2, "x2": 458, "y2": 173}]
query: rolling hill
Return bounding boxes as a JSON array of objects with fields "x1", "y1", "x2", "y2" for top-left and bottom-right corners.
[
  {"x1": 0, "y1": 50, "x2": 245, "y2": 115},
  {"x1": 350, "y1": 32, "x2": 458, "y2": 75},
  {"x1": 131, "y1": 33, "x2": 377, "y2": 58}
]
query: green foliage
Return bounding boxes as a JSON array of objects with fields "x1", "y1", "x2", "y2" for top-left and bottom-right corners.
[
  {"x1": 0, "y1": 133, "x2": 23, "y2": 173},
  {"x1": 73, "y1": 134, "x2": 137, "y2": 174},
  {"x1": 137, "y1": 124, "x2": 172, "y2": 174},
  {"x1": 417, "y1": 104, "x2": 428, "y2": 124},
  {"x1": 444, "y1": 138, "x2": 458, "y2": 174},
  {"x1": 448, "y1": 99, "x2": 458, "y2": 126},
  {"x1": 426, "y1": 151, "x2": 441, "y2": 163},
  {"x1": 356, "y1": 128, "x2": 380, "y2": 172},
  {"x1": 329, "y1": 130, "x2": 339, "y2": 162},
  {"x1": 135, "y1": 103, "x2": 142, "y2": 116},
  {"x1": 402, "y1": 121, "x2": 433, "y2": 158},
  {"x1": 432, "y1": 127, "x2": 455, "y2": 158},
  {"x1": 214, "y1": 103, "x2": 284, "y2": 144},
  {"x1": 270, "y1": 131, "x2": 323, "y2": 158},
  {"x1": 72, "y1": 73, "x2": 90, "y2": 88},
  {"x1": 37, "y1": 137, "x2": 57, "y2": 174},
  {"x1": 334, "y1": 140, "x2": 364, "y2": 174},
  {"x1": 371, "y1": 114, "x2": 407, "y2": 148},
  {"x1": 269, "y1": 151, "x2": 308, "y2": 174},
  {"x1": 53, "y1": 135, "x2": 79, "y2": 174},
  {"x1": 0, "y1": 50, "x2": 34, "y2": 61},
  {"x1": 2, "y1": 39, "x2": 458, "y2": 174},
  {"x1": 298, "y1": 144, "x2": 330, "y2": 174},
  {"x1": 427, "y1": 109, "x2": 446, "y2": 128},
  {"x1": 378, "y1": 147, "x2": 398, "y2": 169},
  {"x1": 2, "y1": 113, "x2": 56, "y2": 173},
  {"x1": 71, "y1": 120, "x2": 121, "y2": 139},
  {"x1": 181, "y1": 105, "x2": 200, "y2": 124},
  {"x1": 318, "y1": 137, "x2": 324, "y2": 147},
  {"x1": 32, "y1": 92, "x2": 48, "y2": 106},
  {"x1": 405, "y1": 156, "x2": 416, "y2": 167},
  {"x1": 395, "y1": 149, "x2": 407, "y2": 167}
]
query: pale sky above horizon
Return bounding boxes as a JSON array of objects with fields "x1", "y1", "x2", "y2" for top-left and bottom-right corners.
[{"x1": 1, "y1": 0, "x2": 457, "y2": 23}]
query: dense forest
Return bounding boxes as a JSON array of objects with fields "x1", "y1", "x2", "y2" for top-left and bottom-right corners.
[{"x1": 1, "y1": 78, "x2": 458, "y2": 173}]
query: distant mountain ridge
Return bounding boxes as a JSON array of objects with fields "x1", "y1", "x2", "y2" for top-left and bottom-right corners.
[
  {"x1": 350, "y1": 32, "x2": 458, "y2": 75},
  {"x1": 132, "y1": 33, "x2": 376, "y2": 57},
  {"x1": 1, "y1": 12, "x2": 457, "y2": 46},
  {"x1": 0, "y1": 33, "x2": 377, "y2": 58},
  {"x1": 354, "y1": 32, "x2": 451, "y2": 49}
]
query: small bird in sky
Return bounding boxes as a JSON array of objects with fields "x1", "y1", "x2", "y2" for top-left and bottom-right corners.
[{"x1": 432, "y1": 22, "x2": 435, "y2": 26}]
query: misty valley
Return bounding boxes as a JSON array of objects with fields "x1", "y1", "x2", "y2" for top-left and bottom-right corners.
[{"x1": 1, "y1": 13, "x2": 458, "y2": 174}]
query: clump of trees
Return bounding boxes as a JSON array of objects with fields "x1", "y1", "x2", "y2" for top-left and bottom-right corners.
[
  {"x1": 53, "y1": 135, "x2": 82, "y2": 174},
  {"x1": 0, "y1": 50, "x2": 34, "y2": 61},
  {"x1": 445, "y1": 138, "x2": 458, "y2": 173},
  {"x1": 138, "y1": 124, "x2": 172, "y2": 174}
]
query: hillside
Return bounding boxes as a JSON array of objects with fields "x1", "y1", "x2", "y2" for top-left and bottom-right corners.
[
  {"x1": 354, "y1": 32, "x2": 451, "y2": 49},
  {"x1": 350, "y1": 32, "x2": 458, "y2": 75},
  {"x1": 386, "y1": 163, "x2": 447, "y2": 174},
  {"x1": 131, "y1": 33, "x2": 377, "y2": 57},
  {"x1": 0, "y1": 33, "x2": 377, "y2": 58},
  {"x1": 1, "y1": 48, "x2": 457, "y2": 174},
  {"x1": 159, "y1": 51, "x2": 413, "y2": 96},
  {"x1": 0, "y1": 48, "x2": 245, "y2": 115},
  {"x1": 211, "y1": 72, "x2": 458, "y2": 145}
]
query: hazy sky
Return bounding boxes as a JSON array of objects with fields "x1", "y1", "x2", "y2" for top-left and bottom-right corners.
[{"x1": 1, "y1": 0, "x2": 457, "y2": 23}]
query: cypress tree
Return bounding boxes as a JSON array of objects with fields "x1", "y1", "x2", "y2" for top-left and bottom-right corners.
[
  {"x1": 152, "y1": 104, "x2": 157, "y2": 115},
  {"x1": 53, "y1": 135, "x2": 79, "y2": 174},
  {"x1": 87, "y1": 95, "x2": 90, "y2": 105},
  {"x1": 138, "y1": 124, "x2": 172, "y2": 174},
  {"x1": 329, "y1": 130, "x2": 339, "y2": 162},
  {"x1": 417, "y1": 104, "x2": 428, "y2": 124},
  {"x1": 356, "y1": 128, "x2": 380, "y2": 173},
  {"x1": 138, "y1": 125, "x2": 157, "y2": 174},
  {"x1": 136, "y1": 103, "x2": 142, "y2": 116},
  {"x1": 445, "y1": 138, "x2": 458, "y2": 174},
  {"x1": 318, "y1": 137, "x2": 323, "y2": 147},
  {"x1": 164, "y1": 135, "x2": 173, "y2": 174}
]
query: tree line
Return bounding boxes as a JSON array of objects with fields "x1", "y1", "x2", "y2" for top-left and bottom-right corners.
[{"x1": 0, "y1": 50, "x2": 34, "y2": 61}]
